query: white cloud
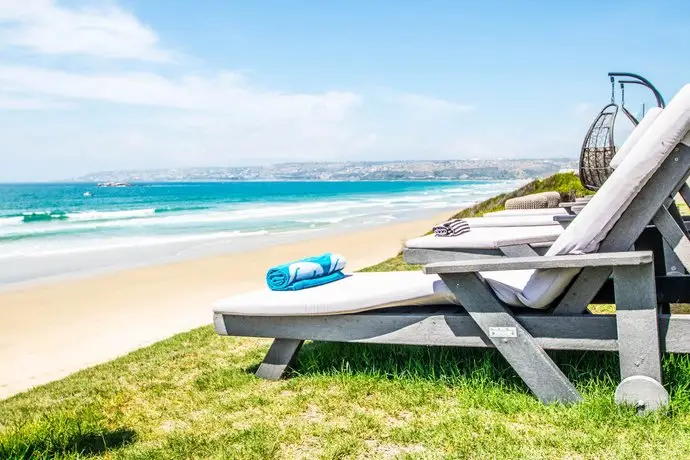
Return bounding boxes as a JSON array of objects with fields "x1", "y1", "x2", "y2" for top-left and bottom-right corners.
[
  {"x1": 0, "y1": 65, "x2": 362, "y2": 120},
  {"x1": 0, "y1": 1, "x2": 573, "y2": 182},
  {"x1": 0, "y1": 93, "x2": 68, "y2": 109},
  {"x1": 0, "y1": 0, "x2": 171, "y2": 61}
]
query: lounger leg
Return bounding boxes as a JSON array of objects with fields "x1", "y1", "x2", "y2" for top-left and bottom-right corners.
[
  {"x1": 256, "y1": 338, "x2": 304, "y2": 380},
  {"x1": 662, "y1": 242, "x2": 684, "y2": 276},
  {"x1": 666, "y1": 204, "x2": 690, "y2": 275},
  {"x1": 440, "y1": 273, "x2": 582, "y2": 404},
  {"x1": 667, "y1": 202, "x2": 689, "y2": 238},
  {"x1": 653, "y1": 206, "x2": 690, "y2": 274},
  {"x1": 612, "y1": 263, "x2": 668, "y2": 413}
]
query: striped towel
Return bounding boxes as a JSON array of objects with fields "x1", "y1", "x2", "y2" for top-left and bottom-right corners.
[{"x1": 433, "y1": 219, "x2": 470, "y2": 237}]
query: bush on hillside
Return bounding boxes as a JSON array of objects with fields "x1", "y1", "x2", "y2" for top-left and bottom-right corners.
[{"x1": 450, "y1": 172, "x2": 590, "y2": 219}]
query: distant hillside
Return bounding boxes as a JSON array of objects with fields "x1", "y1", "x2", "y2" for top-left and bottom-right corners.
[{"x1": 72, "y1": 159, "x2": 577, "y2": 182}]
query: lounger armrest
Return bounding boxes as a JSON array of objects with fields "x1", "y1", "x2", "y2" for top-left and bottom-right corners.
[
  {"x1": 553, "y1": 214, "x2": 575, "y2": 229},
  {"x1": 558, "y1": 202, "x2": 579, "y2": 215},
  {"x1": 422, "y1": 251, "x2": 653, "y2": 274},
  {"x1": 553, "y1": 215, "x2": 575, "y2": 223}
]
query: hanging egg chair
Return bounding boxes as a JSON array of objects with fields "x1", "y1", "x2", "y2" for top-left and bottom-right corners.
[
  {"x1": 579, "y1": 100, "x2": 618, "y2": 191},
  {"x1": 578, "y1": 73, "x2": 665, "y2": 192}
]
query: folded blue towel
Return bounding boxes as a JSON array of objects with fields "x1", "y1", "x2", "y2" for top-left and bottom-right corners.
[{"x1": 266, "y1": 253, "x2": 347, "y2": 291}]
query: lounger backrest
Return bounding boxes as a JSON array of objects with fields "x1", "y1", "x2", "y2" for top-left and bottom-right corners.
[
  {"x1": 610, "y1": 107, "x2": 663, "y2": 169},
  {"x1": 517, "y1": 84, "x2": 690, "y2": 309}
]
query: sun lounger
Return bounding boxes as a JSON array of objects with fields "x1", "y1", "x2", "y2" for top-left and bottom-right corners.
[
  {"x1": 214, "y1": 84, "x2": 690, "y2": 411},
  {"x1": 405, "y1": 226, "x2": 562, "y2": 262},
  {"x1": 475, "y1": 107, "x2": 665, "y2": 221},
  {"x1": 404, "y1": 107, "x2": 688, "y2": 268}
]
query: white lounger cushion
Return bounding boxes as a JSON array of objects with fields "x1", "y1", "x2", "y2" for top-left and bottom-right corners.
[
  {"x1": 462, "y1": 215, "x2": 560, "y2": 227},
  {"x1": 213, "y1": 272, "x2": 457, "y2": 315},
  {"x1": 610, "y1": 107, "x2": 663, "y2": 170},
  {"x1": 484, "y1": 208, "x2": 568, "y2": 217},
  {"x1": 406, "y1": 225, "x2": 562, "y2": 250},
  {"x1": 213, "y1": 271, "x2": 533, "y2": 316},
  {"x1": 510, "y1": 84, "x2": 690, "y2": 309}
]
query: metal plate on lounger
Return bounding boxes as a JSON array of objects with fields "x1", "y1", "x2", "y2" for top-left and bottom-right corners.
[{"x1": 489, "y1": 327, "x2": 517, "y2": 338}]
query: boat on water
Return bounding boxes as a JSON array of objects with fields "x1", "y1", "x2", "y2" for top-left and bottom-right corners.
[
  {"x1": 83, "y1": 191, "x2": 92, "y2": 197},
  {"x1": 97, "y1": 181, "x2": 132, "y2": 188}
]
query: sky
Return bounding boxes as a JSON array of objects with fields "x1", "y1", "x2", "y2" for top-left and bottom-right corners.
[{"x1": 0, "y1": 0, "x2": 688, "y2": 181}]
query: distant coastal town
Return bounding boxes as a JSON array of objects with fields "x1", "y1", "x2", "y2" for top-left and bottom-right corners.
[{"x1": 73, "y1": 158, "x2": 577, "y2": 182}]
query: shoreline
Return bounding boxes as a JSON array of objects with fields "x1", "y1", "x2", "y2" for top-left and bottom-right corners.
[
  {"x1": 0, "y1": 207, "x2": 451, "y2": 292},
  {"x1": 1, "y1": 178, "x2": 526, "y2": 288},
  {"x1": 0, "y1": 212, "x2": 447, "y2": 400}
]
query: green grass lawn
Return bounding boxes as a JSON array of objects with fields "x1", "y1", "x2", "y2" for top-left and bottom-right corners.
[
  {"x1": 2, "y1": 331, "x2": 690, "y2": 459},
  {"x1": 3, "y1": 173, "x2": 690, "y2": 459}
]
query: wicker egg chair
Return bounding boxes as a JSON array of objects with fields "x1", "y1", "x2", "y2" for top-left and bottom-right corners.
[
  {"x1": 579, "y1": 102, "x2": 618, "y2": 193},
  {"x1": 579, "y1": 73, "x2": 666, "y2": 193}
]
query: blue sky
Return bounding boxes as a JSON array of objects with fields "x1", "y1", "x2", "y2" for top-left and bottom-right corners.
[{"x1": 0, "y1": 0, "x2": 688, "y2": 181}]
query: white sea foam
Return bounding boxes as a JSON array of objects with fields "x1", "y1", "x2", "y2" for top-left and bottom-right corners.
[
  {"x1": 0, "y1": 230, "x2": 271, "y2": 258},
  {"x1": 0, "y1": 196, "x2": 455, "y2": 238},
  {"x1": 0, "y1": 180, "x2": 530, "y2": 286},
  {"x1": 0, "y1": 216, "x2": 23, "y2": 226},
  {"x1": 67, "y1": 208, "x2": 157, "y2": 221},
  {"x1": 0, "y1": 181, "x2": 525, "y2": 254}
]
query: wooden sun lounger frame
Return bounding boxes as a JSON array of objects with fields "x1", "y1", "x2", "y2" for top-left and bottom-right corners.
[{"x1": 214, "y1": 144, "x2": 690, "y2": 411}]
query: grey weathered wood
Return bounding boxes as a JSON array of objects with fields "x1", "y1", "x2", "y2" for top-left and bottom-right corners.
[
  {"x1": 553, "y1": 214, "x2": 575, "y2": 223},
  {"x1": 653, "y1": 206, "x2": 690, "y2": 273},
  {"x1": 498, "y1": 244, "x2": 540, "y2": 257},
  {"x1": 665, "y1": 203, "x2": 690, "y2": 275},
  {"x1": 403, "y1": 246, "x2": 550, "y2": 264},
  {"x1": 613, "y1": 263, "x2": 662, "y2": 383},
  {"x1": 440, "y1": 273, "x2": 582, "y2": 404},
  {"x1": 255, "y1": 338, "x2": 304, "y2": 380},
  {"x1": 404, "y1": 248, "x2": 504, "y2": 264},
  {"x1": 552, "y1": 266, "x2": 613, "y2": 315},
  {"x1": 679, "y1": 183, "x2": 690, "y2": 209},
  {"x1": 553, "y1": 144, "x2": 690, "y2": 315},
  {"x1": 667, "y1": 201, "x2": 690, "y2": 236},
  {"x1": 662, "y1": 241, "x2": 685, "y2": 275},
  {"x1": 214, "y1": 312, "x2": 690, "y2": 353},
  {"x1": 559, "y1": 202, "x2": 579, "y2": 211},
  {"x1": 661, "y1": 314, "x2": 690, "y2": 352},
  {"x1": 423, "y1": 251, "x2": 652, "y2": 274},
  {"x1": 554, "y1": 214, "x2": 575, "y2": 229}
]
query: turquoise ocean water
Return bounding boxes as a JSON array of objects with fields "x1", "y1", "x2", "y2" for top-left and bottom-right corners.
[{"x1": 0, "y1": 180, "x2": 522, "y2": 286}]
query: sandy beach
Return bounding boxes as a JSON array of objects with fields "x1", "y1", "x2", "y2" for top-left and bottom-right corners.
[{"x1": 0, "y1": 213, "x2": 446, "y2": 400}]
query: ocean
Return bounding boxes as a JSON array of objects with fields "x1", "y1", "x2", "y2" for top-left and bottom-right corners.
[{"x1": 0, "y1": 180, "x2": 523, "y2": 286}]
